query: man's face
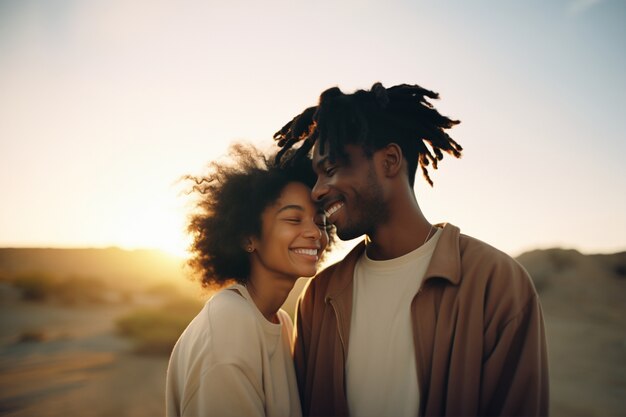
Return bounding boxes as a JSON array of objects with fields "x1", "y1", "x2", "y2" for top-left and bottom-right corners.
[{"x1": 311, "y1": 143, "x2": 389, "y2": 241}]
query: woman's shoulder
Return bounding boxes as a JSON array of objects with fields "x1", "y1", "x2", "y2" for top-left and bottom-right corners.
[
  {"x1": 208, "y1": 287, "x2": 258, "y2": 331},
  {"x1": 169, "y1": 288, "x2": 265, "y2": 386},
  {"x1": 176, "y1": 288, "x2": 258, "y2": 350},
  {"x1": 205, "y1": 288, "x2": 268, "y2": 371}
]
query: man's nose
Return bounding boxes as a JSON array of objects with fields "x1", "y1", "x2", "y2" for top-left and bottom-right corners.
[{"x1": 311, "y1": 177, "x2": 328, "y2": 202}]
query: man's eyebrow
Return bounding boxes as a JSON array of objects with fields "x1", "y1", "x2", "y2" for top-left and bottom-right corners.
[
  {"x1": 314, "y1": 156, "x2": 329, "y2": 171},
  {"x1": 277, "y1": 204, "x2": 305, "y2": 214}
]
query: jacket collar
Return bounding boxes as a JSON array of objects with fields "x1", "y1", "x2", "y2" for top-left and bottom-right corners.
[
  {"x1": 324, "y1": 240, "x2": 364, "y2": 301},
  {"x1": 325, "y1": 223, "x2": 462, "y2": 300},
  {"x1": 424, "y1": 223, "x2": 462, "y2": 285}
]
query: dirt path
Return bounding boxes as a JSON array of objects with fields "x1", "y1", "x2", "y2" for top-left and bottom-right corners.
[
  {"x1": 1, "y1": 351, "x2": 167, "y2": 417},
  {"x1": 0, "y1": 298, "x2": 168, "y2": 417}
]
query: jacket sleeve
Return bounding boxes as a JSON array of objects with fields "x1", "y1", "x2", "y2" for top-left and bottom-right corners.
[
  {"x1": 293, "y1": 281, "x2": 314, "y2": 415},
  {"x1": 181, "y1": 362, "x2": 265, "y2": 417},
  {"x1": 480, "y1": 292, "x2": 550, "y2": 416}
]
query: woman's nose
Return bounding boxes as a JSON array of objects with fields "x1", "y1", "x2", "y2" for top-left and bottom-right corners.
[{"x1": 303, "y1": 220, "x2": 323, "y2": 240}]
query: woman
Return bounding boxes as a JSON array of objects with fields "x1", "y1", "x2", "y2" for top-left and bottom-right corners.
[{"x1": 166, "y1": 144, "x2": 331, "y2": 417}]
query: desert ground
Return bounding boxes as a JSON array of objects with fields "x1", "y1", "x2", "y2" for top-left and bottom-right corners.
[
  {"x1": 0, "y1": 286, "x2": 167, "y2": 417},
  {"x1": 1, "y1": 248, "x2": 625, "y2": 417}
]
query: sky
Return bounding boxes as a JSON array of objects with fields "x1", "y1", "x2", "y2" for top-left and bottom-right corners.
[{"x1": 1, "y1": 0, "x2": 625, "y2": 259}]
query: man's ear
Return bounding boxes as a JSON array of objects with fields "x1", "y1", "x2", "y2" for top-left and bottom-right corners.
[{"x1": 380, "y1": 143, "x2": 404, "y2": 178}]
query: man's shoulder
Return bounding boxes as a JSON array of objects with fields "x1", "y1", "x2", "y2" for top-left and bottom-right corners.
[
  {"x1": 306, "y1": 241, "x2": 365, "y2": 294},
  {"x1": 457, "y1": 231, "x2": 537, "y2": 299},
  {"x1": 458, "y1": 232, "x2": 518, "y2": 267},
  {"x1": 303, "y1": 259, "x2": 343, "y2": 299},
  {"x1": 314, "y1": 259, "x2": 343, "y2": 282}
]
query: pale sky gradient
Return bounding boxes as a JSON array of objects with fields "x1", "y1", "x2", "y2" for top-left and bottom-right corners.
[{"x1": 1, "y1": 0, "x2": 625, "y2": 258}]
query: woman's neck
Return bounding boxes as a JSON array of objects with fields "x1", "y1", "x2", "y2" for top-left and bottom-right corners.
[{"x1": 244, "y1": 272, "x2": 295, "y2": 323}]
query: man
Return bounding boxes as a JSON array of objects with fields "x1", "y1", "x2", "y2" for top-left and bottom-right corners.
[{"x1": 274, "y1": 83, "x2": 549, "y2": 417}]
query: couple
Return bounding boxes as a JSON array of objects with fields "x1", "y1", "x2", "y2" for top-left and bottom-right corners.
[{"x1": 166, "y1": 83, "x2": 549, "y2": 417}]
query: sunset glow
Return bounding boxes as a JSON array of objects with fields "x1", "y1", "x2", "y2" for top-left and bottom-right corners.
[{"x1": 1, "y1": 0, "x2": 625, "y2": 257}]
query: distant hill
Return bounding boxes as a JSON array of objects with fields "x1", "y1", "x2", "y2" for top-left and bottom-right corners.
[
  {"x1": 515, "y1": 248, "x2": 626, "y2": 415},
  {"x1": 516, "y1": 248, "x2": 626, "y2": 307},
  {"x1": 2, "y1": 245, "x2": 623, "y2": 298},
  {"x1": 0, "y1": 248, "x2": 190, "y2": 290}
]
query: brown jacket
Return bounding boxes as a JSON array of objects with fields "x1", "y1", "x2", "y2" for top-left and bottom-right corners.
[{"x1": 294, "y1": 223, "x2": 549, "y2": 417}]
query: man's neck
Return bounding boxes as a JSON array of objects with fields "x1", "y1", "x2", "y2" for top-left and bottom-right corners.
[{"x1": 365, "y1": 195, "x2": 432, "y2": 261}]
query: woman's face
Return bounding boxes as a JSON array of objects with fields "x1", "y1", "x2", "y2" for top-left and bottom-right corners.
[{"x1": 250, "y1": 181, "x2": 328, "y2": 280}]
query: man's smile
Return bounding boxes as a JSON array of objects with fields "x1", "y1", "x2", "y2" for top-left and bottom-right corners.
[{"x1": 324, "y1": 201, "x2": 345, "y2": 220}]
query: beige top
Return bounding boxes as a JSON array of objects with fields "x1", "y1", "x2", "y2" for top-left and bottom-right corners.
[
  {"x1": 346, "y1": 228, "x2": 441, "y2": 417},
  {"x1": 166, "y1": 284, "x2": 302, "y2": 417}
]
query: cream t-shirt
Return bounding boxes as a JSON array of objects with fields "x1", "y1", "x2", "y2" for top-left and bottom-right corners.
[
  {"x1": 346, "y1": 228, "x2": 441, "y2": 417},
  {"x1": 166, "y1": 284, "x2": 301, "y2": 417}
]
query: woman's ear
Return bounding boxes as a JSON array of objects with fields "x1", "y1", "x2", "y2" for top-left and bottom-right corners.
[{"x1": 242, "y1": 237, "x2": 255, "y2": 253}]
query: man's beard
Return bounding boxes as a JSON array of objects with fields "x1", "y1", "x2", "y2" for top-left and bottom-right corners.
[{"x1": 336, "y1": 167, "x2": 389, "y2": 241}]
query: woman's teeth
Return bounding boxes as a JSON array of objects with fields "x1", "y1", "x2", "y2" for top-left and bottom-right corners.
[{"x1": 293, "y1": 248, "x2": 318, "y2": 256}]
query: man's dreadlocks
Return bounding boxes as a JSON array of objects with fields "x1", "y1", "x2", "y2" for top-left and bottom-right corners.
[{"x1": 273, "y1": 82, "x2": 463, "y2": 186}]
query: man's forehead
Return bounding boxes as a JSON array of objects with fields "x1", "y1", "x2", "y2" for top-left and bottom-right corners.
[
  {"x1": 311, "y1": 141, "x2": 330, "y2": 170},
  {"x1": 311, "y1": 141, "x2": 327, "y2": 159},
  {"x1": 312, "y1": 142, "x2": 364, "y2": 165}
]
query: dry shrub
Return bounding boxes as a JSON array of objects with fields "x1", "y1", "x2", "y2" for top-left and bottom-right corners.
[
  {"x1": 12, "y1": 273, "x2": 58, "y2": 301},
  {"x1": 10, "y1": 272, "x2": 114, "y2": 305},
  {"x1": 18, "y1": 330, "x2": 48, "y2": 343},
  {"x1": 116, "y1": 296, "x2": 204, "y2": 356}
]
